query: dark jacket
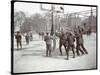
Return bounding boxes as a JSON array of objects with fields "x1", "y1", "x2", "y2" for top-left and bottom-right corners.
[
  {"x1": 67, "y1": 33, "x2": 75, "y2": 46},
  {"x1": 75, "y1": 33, "x2": 83, "y2": 45},
  {"x1": 59, "y1": 33, "x2": 67, "y2": 44},
  {"x1": 15, "y1": 34, "x2": 22, "y2": 42},
  {"x1": 44, "y1": 35, "x2": 52, "y2": 45}
]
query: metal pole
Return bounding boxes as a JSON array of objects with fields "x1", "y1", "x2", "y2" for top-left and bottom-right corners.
[
  {"x1": 89, "y1": 8, "x2": 93, "y2": 33},
  {"x1": 50, "y1": 5, "x2": 54, "y2": 35},
  {"x1": 91, "y1": 8, "x2": 93, "y2": 27}
]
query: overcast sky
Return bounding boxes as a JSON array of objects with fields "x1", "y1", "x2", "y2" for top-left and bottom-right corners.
[{"x1": 14, "y1": 2, "x2": 96, "y2": 17}]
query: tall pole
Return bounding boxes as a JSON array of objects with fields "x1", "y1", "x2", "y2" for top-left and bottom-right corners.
[
  {"x1": 90, "y1": 8, "x2": 93, "y2": 27},
  {"x1": 40, "y1": 4, "x2": 64, "y2": 51},
  {"x1": 50, "y1": 5, "x2": 54, "y2": 35},
  {"x1": 58, "y1": 15, "x2": 60, "y2": 31},
  {"x1": 89, "y1": 8, "x2": 93, "y2": 33}
]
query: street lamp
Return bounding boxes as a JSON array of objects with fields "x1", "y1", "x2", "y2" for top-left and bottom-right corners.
[{"x1": 40, "y1": 4, "x2": 64, "y2": 51}]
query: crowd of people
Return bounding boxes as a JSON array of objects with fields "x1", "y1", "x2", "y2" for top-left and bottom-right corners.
[
  {"x1": 14, "y1": 26, "x2": 88, "y2": 60},
  {"x1": 15, "y1": 32, "x2": 33, "y2": 49},
  {"x1": 44, "y1": 27, "x2": 88, "y2": 60}
]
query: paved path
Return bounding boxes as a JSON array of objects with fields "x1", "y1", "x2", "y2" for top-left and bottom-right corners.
[{"x1": 13, "y1": 33, "x2": 97, "y2": 73}]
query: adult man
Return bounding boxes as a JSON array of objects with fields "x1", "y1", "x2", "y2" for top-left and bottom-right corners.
[
  {"x1": 75, "y1": 30, "x2": 88, "y2": 56},
  {"x1": 15, "y1": 31, "x2": 22, "y2": 49},
  {"x1": 66, "y1": 32, "x2": 75, "y2": 60},
  {"x1": 25, "y1": 33, "x2": 30, "y2": 45},
  {"x1": 44, "y1": 32, "x2": 52, "y2": 56},
  {"x1": 30, "y1": 33, "x2": 33, "y2": 41},
  {"x1": 59, "y1": 32, "x2": 67, "y2": 56},
  {"x1": 74, "y1": 31, "x2": 84, "y2": 56}
]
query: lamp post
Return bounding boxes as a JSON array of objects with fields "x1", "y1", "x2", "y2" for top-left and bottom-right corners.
[
  {"x1": 40, "y1": 4, "x2": 64, "y2": 51},
  {"x1": 50, "y1": 5, "x2": 55, "y2": 35}
]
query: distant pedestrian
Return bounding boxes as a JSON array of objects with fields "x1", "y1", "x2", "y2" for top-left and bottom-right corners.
[
  {"x1": 41, "y1": 32, "x2": 44, "y2": 40},
  {"x1": 25, "y1": 33, "x2": 30, "y2": 45},
  {"x1": 15, "y1": 31, "x2": 22, "y2": 49},
  {"x1": 30, "y1": 33, "x2": 33, "y2": 41},
  {"x1": 39, "y1": 32, "x2": 44, "y2": 40},
  {"x1": 44, "y1": 32, "x2": 53, "y2": 56},
  {"x1": 87, "y1": 27, "x2": 91, "y2": 36}
]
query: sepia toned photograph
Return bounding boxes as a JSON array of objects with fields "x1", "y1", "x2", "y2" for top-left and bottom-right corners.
[{"x1": 11, "y1": 0, "x2": 97, "y2": 74}]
